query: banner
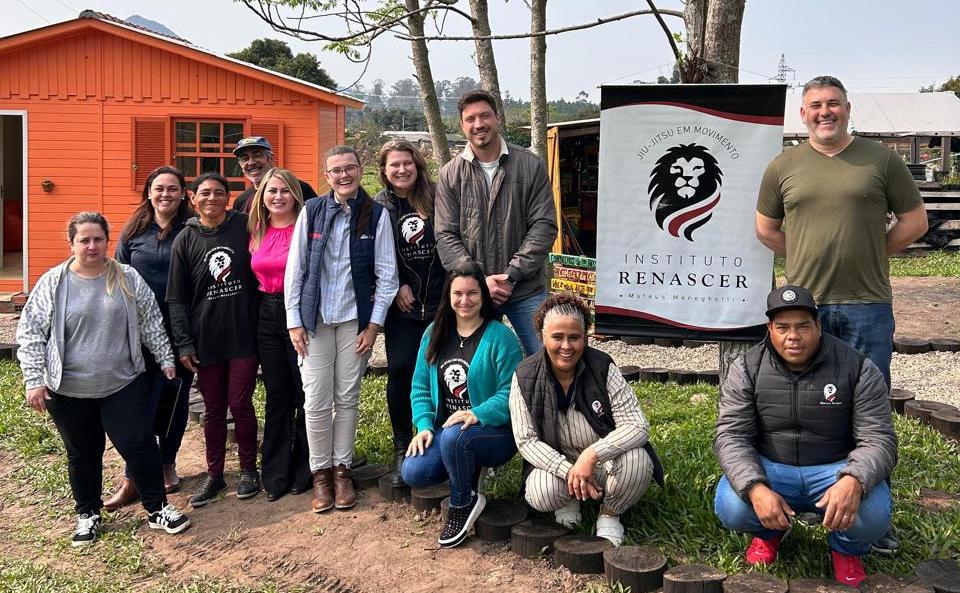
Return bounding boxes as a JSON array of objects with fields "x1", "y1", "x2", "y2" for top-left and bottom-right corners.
[{"x1": 594, "y1": 85, "x2": 786, "y2": 340}]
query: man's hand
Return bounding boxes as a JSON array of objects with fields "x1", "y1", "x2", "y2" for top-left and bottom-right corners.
[
  {"x1": 748, "y1": 483, "x2": 795, "y2": 531},
  {"x1": 355, "y1": 323, "x2": 380, "y2": 355},
  {"x1": 25, "y1": 386, "x2": 51, "y2": 413},
  {"x1": 394, "y1": 284, "x2": 416, "y2": 313},
  {"x1": 816, "y1": 475, "x2": 862, "y2": 531},
  {"x1": 289, "y1": 327, "x2": 309, "y2": 358},
  {"x1": 179, "y1": 353, "x2": 200, "y2": 374},
  {"x1": 486, "y1": 273, "x2": 514, "y2": 306},
  {"x1": 566, "y1": 447, "x2": 603, "y2": 501}
]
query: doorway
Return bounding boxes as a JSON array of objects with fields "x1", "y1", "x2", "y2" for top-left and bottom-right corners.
[{"x1": 0, "y1": 112, "x2": 26, "y2": 291}]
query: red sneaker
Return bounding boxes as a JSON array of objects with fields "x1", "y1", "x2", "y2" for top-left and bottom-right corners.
[
  {"x1": 745, "y1": 535, "x2": 782, "y2": 565},
  {"x1": 831, "y1": 550, "x2": 867, "y2": 587}
]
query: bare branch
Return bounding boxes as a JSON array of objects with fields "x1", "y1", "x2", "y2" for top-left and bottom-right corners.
[
  {"x1": 645, "y1": 0, "x2": 682, "y2": 62},
  {"x1": 396, "y1": 7, "x2": 683, "y2": 41}
]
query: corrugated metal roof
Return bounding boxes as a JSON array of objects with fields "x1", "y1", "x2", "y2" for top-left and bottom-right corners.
[{"x1": 783, "y1": 91, "x2": 960, "y2": 137}]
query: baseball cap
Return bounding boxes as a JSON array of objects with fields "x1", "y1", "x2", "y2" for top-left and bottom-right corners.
[
  {"x1": 233, "y1": 136, "x2": 272, "y2": 156},
  {"x1": 765, "y1": 285, "x2": 818, "y2": 319}
]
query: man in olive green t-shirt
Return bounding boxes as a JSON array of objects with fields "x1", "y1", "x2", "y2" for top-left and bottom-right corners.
[{"x1": 755, "y1": 75, "x2": 927, "y2": 388}]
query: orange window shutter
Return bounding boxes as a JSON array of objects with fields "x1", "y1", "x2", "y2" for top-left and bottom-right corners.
[
  {"x1": 132, "y1": 116, "x2": 170, "y2": 191},
  {"x1": 250, "y1": 120, "x2": 283, "y2": 166}
]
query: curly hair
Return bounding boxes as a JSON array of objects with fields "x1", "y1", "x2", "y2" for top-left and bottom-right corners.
[{"x1": 533, "y1": 292, "x2": 593, "y2": 335}]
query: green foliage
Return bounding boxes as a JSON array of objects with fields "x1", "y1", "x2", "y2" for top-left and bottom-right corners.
[
  {"x1": 228, "y1": 38, "x2": 336, "y2": 88},
  {"x1": 889, "y1": 252, "x2": 960, "y2": 277},
  {"x1": 920, "y1": 75, "x2": 960, "y2": 93}
]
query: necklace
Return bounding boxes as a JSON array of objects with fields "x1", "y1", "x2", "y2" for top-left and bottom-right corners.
[{"x1": 458, "y1": 334, "x2": 468, "y2": 349}]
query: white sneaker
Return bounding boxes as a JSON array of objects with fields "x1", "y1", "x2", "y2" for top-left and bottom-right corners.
[
  {"x1": 595, "y1": 514, "x2": 624, "y2": 546},
  {"x1": 554, "y1": 499, "x2": 582, "y2": 528}
]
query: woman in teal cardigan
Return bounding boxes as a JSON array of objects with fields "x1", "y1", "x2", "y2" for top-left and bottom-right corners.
[{"x1": 402, "y1": 263, "x2": 523, "y2": 548}]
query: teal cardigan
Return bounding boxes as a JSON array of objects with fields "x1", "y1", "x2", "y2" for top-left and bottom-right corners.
[{"x1": 411, "y1": 320, "x2": 523, "y2": 433}]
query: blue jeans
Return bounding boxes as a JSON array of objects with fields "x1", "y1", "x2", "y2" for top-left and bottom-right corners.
[
  {"x1": 818, "y1": 303, "x2": 894, "y2": 388},
  {"x1": 498, "y1": 289, "x2": 547, "y2": 357},
  {"x1": 401, "y1": 424, "x2": 517, "y2": 507},
  {"x1": 714, "y1": 457, "x2": 891, "y2": 556}
]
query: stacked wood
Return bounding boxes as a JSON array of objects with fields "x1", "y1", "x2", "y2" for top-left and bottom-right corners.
[
  {"x1": 510, "y1": 520, "x2": 568, "y2": 558},
  {"x1": 787, "y1": 578, "x2": 857, "y2": 593},
  {"x1": 410, "y1": 483, "x2": 449, "y2": 512},
  {"x1": 663, "y1": 564, "x2": 726, "y2": 593},
  {"x1": 931, "y1": 410, "x2": 960, "y2": 441},
  {"x1": 894, "y1": 337, "x2": 931, "y2": 355},
  {"x1": 640, "y1": 368, "x2": 670, "y2": 383},
  {"x1": 603, "y1": 545, "x2": 668, "y2": 593},
  {"x1": 620, "y1": 365, "x2": 642, "y2": 382},
  {"x1": 722, "y1": 573, "x2": 787, "y2": 593},
  {"x1": 188, "y1": 402, "x2": 205, "y2": 423},
  {"x1": 351, "y1": 463, "x2": 390, "y2": 490},
  {"x1": 889, "y1": 389, "x2": 916, "y2": 414},
  {"x1": 929, "y1": 337, "x2": 960, "y2": 353},
  {"x1": 475, "y1": 499, "x2": 528, "y2": 541},
  {"x1": 377, "y1": 472, "x2": 410, "y2": 502},
  {"x1": 0, "y1": 342, "x2": 19, "y2": 360},
  {"x1": 553, "y1": 535, "x2": 613, "y2": 574},
  {"x1": 904, "y1": 400, "x2": 958, "y2": 425},
  {"x1": 915, "y1": 558, "x2": 960, "y2": 593}
]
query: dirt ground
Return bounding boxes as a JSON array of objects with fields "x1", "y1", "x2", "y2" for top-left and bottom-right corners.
[{"x1": 890, "y1": 276, "x2": 960, "y2": 339}]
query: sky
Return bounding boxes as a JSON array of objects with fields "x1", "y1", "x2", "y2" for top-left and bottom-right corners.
[{"x1": 3, "y1": 0, "x2": 959, "y2": 103}]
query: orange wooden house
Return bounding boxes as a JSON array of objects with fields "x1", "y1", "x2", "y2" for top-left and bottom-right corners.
[{"x1": 0, "y1": 11, "x2": 362, "y2": 292}]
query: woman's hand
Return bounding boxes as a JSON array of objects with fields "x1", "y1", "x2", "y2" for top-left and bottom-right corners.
[
  {"x1": 442, "y1": 410, "x2": 479, "y2": 431},
  {"x1": 355, "y1": 323, "x2": 380, "y2": 356},
  {"x1": 25, "y1": 386, "x2": 51, "y2": 413},
  {"x1": 162, "y1": 366, "x2": 176, "y2": 380},
  {"x1": 567, "y1": 447, "x2": 603, "y2": 501},
  {"x1": 289, "y1": 327, "x2": 309, "y2": 358},
  {"x1": 406, "y1": 429, "x2": 434, "y2": 456},
  {"x1": 179, "y1": 353, "x2": 199, "y2": 374},
  {"x1": 394, "y1": 284, "x2": 415, "y2": 313}
]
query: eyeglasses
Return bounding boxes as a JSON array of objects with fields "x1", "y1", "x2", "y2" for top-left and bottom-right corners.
[{"x1": 326, "y1": 165, "x2": 360, "y2": 177}]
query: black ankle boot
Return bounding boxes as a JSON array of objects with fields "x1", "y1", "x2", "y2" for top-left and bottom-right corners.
[{"x1": 390, "y1": 449, "x2": 406, "y2": 487}]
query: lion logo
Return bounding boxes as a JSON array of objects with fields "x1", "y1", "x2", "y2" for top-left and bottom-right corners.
[
  {"x1": 647, "y1": 143, "x2": 723, "y2": 241},
  {"x1": 400, "y1": 213, "x2": 426, "y2": 245},
  {"x1": 208, "y1": 249, "x2": 232, "y2": 283},
  {"x1": 442, "y1": 362, "x2": 468, "y2": 400}
]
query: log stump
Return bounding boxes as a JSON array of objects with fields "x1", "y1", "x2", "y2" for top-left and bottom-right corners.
[
  {"x1": 722, "y1": 573, "x2": 787, "y2": 593},
  {"x1": 640, "y1": 368, "x2": 669, "y2": 383},
  {"x1": 352, "y1": 463, "x2": 390, "y2": 491},
  {"x1": 620, "y1": 365, "x2": 642, "y2": 382},
  {"x1": 188, "y1": 402, "x2": 205, "y2": 423},
  {"x1": 603, "y1": 545, "x2": 668, "y2": 593},
  {"x1": 931, "y1": 410, "x2": 960, "y2": 441},
  {"x1": 860, "y1": 575, "x2": 934, "y2": 593},
  {"x1": 623, "y1": 336, "x2": 654, "y2": 346},
  {"x1": 904, "y1": 400, "x2": 958, "y2": 425},
  {"x1": 668, "y1": 369, "x2": 698, "y2": 385},
  {"x1": 377, "y1": 472, "x2": 410, "y2": 502},
  {"x1": 663, "y1": 564, "x2": 726, "y2": 593},
  {"x1": 697, "y1": 370, "x2": 720, "y2": 386},
  {"x1": 0, "y1": 342, "x2": 19, "y2": 360},
  {"x1": 475, "y1": 499, "x2": 528, "y2": 541},
  {"x1": 929, "y1": 337, "x2": 960, "y2": 353},
  {"x1": 188, "y1": 388, "x2": 203, "y2": 405},
  {"x1": 510, "y1": 520, "x2": 568, "y2": 558},
  {"x1": 410, "y1": 483, "x2": 450, "y2": 512},
  {"x1": 787, "y1": 578, "x2": 857, "y2": 593},
  {"x1": 553, "y1": 535, "x2": 613, "y2": 574},
  {"x1": 916, "y1": 558, "x2": 960, "y2": 593},
  {"x1": 654, "y1": 337, "x2": 684, "y2": 348},
  {"x1": 366, "y1": 360, "x2": 388, "y2": 376},
  {"x1": 889, "y1": 389, "x2": 916, "y2": 414},
  {"x1": 894, "y1": 337, "x2": 931, "y2": 355}
]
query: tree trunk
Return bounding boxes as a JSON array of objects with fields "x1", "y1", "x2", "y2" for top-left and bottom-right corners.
[
  {"x1": 529, "y1": 0, "x2": 548, "y2": 156},
  {"x1": 718, "y1": 341, "x2": 750, "y2": 385},
  {"x1": 468, "y1": 0, "x2": 506, "y2": 124},
  {"x1": 702, "y1": 0, "x2": 745, "y2": 83},
  {"x1": 683, "y1": 0, "x2": 706, "y2": 62},
  {"x1": 405, "y1": 0, "x2": 451, "y2": 165}
]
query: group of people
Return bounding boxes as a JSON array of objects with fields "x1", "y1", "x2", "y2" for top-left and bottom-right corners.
[{"x1": 17, "y1": 77, "x2": 928, "y2": 587}]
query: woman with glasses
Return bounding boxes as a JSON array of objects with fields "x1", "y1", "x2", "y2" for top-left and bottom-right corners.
[{"x1": 285, "y1": 146, "x2": 398, "y2": 513}]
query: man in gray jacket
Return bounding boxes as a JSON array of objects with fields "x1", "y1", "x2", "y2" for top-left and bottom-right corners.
[
  {"x1": 435, "y1": 89, "x2": 557, "y2": 355},
  {"x1": 714, "y1": 285, "x2": 896, "y2": 587}
]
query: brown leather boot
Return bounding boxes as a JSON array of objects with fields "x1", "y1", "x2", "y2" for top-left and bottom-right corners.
[
  {"x1": 162, "y1": 464, "x2": 181, "y2": 494},
  {"x1": 103, "y1": 477, "x2": 139, "y2": 512},
  {"x1": 311, "y1": 468, "x2": 334, "y2": 513},
  {"x1": 333, "y1": 464, "x2": 356, "y2": 509}
]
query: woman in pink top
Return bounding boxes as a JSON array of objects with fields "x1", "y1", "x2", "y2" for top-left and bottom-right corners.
[{"x1": 248, "y1": 168, "x2": 311, "y2": 501}]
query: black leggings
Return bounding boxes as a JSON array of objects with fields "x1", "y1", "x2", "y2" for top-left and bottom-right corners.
[
  {"x1": 46, "y1": 374, "x2": 167, "y2": 515},
  {"x1": 383, "y1": 314, "x2": 431, "y2": 450}
]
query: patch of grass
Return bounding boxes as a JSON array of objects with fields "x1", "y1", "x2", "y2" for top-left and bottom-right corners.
[
  {"x1": 889, "y1": 251, "x2": 960, "y2": 277},
  {"x1": 355, "y1": 374, "x2": 393, "y2": 466}
]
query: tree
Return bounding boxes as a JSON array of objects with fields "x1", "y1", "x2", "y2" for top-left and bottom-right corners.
[
  {"x1": 920, "y1": 75, "x2": 960, "y2": 93},
  {"x1": 467, "y1": 0, "x2": 506, "y2": 124},
  {"x1": 406, "y1": 0, "x2": 452, "y2": 163},
  {"x1": 228, "y1": 38, "x2": 336, "y2": 88},
  {"x1": 529, "y1": 0, "x2": 548, "y2": 157},
  {"x1": 389, "y1": 77, "x2": 420, "y2": 109}
]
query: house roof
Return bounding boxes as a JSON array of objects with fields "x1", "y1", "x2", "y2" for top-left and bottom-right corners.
[
  {"x1": 783, "y1": 91, "x2": 960, "y2": 138},
  {"x1": 0, "y1": 10, "x2": 363, "y2": 109}
]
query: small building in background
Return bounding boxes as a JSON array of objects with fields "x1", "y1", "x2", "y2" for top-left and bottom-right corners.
[{"x1": 381, "y1": 130, "x2": 467, "y2": 152}]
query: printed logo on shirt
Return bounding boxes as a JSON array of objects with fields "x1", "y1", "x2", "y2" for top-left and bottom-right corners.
[
  {"x1": 440, "y1": 358, "x2": 471, "y2": 412},
  {"x1": 202, "y1": 246, "x2": 245, "y2": 302},
  {"x1": 359, "y1": 233, "x2": 374, "y2": 240},
  {"x1": 208, "y1": 249, "x2": 233, "y2": 282},
  {"x1": 819, "y1": 383, "x2": 842, "y2": 406},
  {"x1": 400, "y1": 212, "x2": 427, "y2": 245},
  {"x1": 591, "y1": 400, "x2": 605, "y2": 416}
]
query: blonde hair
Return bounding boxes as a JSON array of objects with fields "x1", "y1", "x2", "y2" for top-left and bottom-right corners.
[
  {"x1": 248, "y1": 168, "x2": 305, "y2": 251},
  {"x1": 67, "y1": 211, "x2": 133, "y2": 299}
]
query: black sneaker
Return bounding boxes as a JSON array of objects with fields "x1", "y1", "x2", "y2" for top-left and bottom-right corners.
[
  {"x1": 237, "y1": 469, "x2": 261, "y2": 500},
  {"x1": 147, "y1": 504, "x2": 191, "y2": 534},
  {"x1": 871, "y1": 530, "x2": 900, "y2": 555},
  {"x1": 71, "y1": 513, "x2": 101, "y2": 547},
  {"x1": 437, "y1": 493, "x2": 486, "y2": 548},
  {"x1": 190, "y1": 474, "x2": 227, "y2": 508}
]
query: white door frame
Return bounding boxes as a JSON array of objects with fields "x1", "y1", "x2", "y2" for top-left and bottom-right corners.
[{"x1": 0, "y1": 110, "x2": 28, "y2": 292}]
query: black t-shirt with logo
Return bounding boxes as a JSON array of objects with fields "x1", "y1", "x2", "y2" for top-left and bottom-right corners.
[
  {"x1": 436, "y1": 320, "x2": 489, "y2": 423},
  {"x1": 393, "y1": 197, "x2": 444, "y2": 320},
  {"x1": 166, "y1": 211, "x2": 258, "y2": 365}
]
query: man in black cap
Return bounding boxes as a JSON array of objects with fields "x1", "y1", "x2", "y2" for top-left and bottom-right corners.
[
  {"x1": 231, "y1": 136, "x2": 318, "y2": 213},
  {"x1": 713, "y1": 285, "x2": 896, "y2": 587}
]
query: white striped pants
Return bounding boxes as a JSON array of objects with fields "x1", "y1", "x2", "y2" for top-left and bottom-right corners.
[{"x1": 524, "y1": 446, "x2": 653, "y2": 515}]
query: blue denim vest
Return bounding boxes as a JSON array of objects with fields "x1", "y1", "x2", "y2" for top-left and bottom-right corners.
[{"x1": 299, "y1": 188, "x2": 384, "y2": 334}]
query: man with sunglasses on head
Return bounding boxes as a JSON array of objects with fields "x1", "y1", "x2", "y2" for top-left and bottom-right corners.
[{"x1": 231, "y1": 136, "x2": 318, "y2": 213}]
